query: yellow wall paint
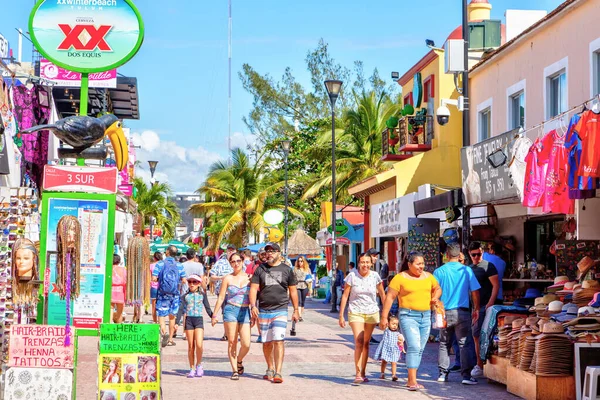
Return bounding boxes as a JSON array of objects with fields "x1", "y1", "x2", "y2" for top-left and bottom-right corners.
[{"x1": 370, "y1": 185, "x2": 396, "y2": 206}]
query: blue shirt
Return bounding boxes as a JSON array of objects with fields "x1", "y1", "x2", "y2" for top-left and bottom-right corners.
[
  {"x1": 483, "y1": 252, "x2": 506, "y2": 300},
  {"x1": 433, "y1": 261, "x2": 481, "y2": 310},
  {"x1": 152, "y1": 257, "x2": 186, "y2": 280},
  {"x1": 210, "y1": 255, "x2": 233, "y2": 293}
]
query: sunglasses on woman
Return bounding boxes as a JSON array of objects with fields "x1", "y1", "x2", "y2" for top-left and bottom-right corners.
[{"x1": 231, "y1": 259, "x2": 244, "y2": 264}]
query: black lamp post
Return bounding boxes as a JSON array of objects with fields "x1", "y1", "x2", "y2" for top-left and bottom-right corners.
[
  {"x1": 148, "y1": 160, "x2": 158, "y2": 240},
  {"x1": 324, "y1": 79, "x2": 342, "y2": 313},
  {"x1": 281, "y1": 140, "x2": 291, "y2": 257}
]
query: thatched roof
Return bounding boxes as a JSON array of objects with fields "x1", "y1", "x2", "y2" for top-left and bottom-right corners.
[{"x1": 287, "y1": 229, "x2": 322, "y2": 256}]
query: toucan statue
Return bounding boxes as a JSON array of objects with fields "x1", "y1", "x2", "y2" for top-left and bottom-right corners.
[{"x1": 20, "y1": 114, "x2": 129, "y2": 171}]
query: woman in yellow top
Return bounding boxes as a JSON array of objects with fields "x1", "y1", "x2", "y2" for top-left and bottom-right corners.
[{"x1": 381, "y1": 252, "x2": 441, "y2": 391}]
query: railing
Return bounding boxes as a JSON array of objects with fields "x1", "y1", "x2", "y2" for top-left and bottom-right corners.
[{"x1": 382, "y1": 115, "x2": 434, "y2": 161}]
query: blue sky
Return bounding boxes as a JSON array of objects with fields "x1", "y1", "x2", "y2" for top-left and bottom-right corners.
[{"x1": 2, "y1": 0, "x2": 563, "y2": 192}]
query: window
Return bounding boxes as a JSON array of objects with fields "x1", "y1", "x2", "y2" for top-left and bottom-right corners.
[
  {"x1": 590, "y1": 37, "x2": 600, "y2": 96},
  {"x1": 548, "y1": 72, "x2": 567, "y2": 118},
  {"x1": 544, "y1": 57, "x2": 568, "y2": 119},
  {"x1": 423, "y1": 75, "x2": 435, "y2": 103},
  {"x1": 479, "y1": 108, "x2": 491, "y2": 141},
  {"x1": 404, "y1": 92, "x2": 413, "y2": 106},
  {"x1": 509, "y1": 91, "x2": 525, "y2": 129}
]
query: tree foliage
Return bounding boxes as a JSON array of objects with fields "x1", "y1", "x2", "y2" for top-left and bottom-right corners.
[{"x1": 133, "y1": 178, "x2": 180, "y2": 240}]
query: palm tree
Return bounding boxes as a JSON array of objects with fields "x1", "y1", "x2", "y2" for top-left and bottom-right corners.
[
  {"x1": 133, "y1": 178, "x2": 181, "y2": 240},
  {"x1": 302, "y1": 89, "x2": 402, "y2": 202},
  {"x1": 191, "y1": 148, "x2": 300, "y2": 249}
]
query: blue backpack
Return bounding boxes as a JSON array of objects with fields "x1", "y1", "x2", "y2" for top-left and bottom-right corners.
[{"x1": 158, "y1": 258, "x2": 180, "y2": 296}]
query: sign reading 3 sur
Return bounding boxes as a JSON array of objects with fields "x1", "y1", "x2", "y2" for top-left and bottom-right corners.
[{"x1": 29, "y1": 0, "x2": 144, "y2": 73}]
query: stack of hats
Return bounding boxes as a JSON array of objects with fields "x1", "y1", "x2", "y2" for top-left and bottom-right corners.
[
  {"x1": 516, "y1": 317, "x2": 538, "y2": 370},
  {"x1": 534, "y1": 321, "x2": 573, "y2": 376},
  {"x1": 498, "y1": 315, "x2": 521, "y2": 358},
  {"x1": 551, "y1": 303, "x2": 579, "y2": 323},
  {"x1": 529, "y1": 294, "x2": 559, "y2": 316},
  {"x1": 576, "y1": 256, "x2": 598, "y2": 281},
  {"x1": 528, "y1": 319, "x2": 550, "y2": 373},
  {"x1": 509, "y1": 318, "x2": 526, "y2": 367},
  {"x1": 546, "y1": 276, "x2": 570, "y2": 293},
  {"x1": 519, "y1": 317, "x2": 541, "y2": 371},
  {"x1": 556, "y1": 281, "x2": 576, "y2": 296},
  {"x1": 573, "y1": 280, "x2": 600, "y2": 306},
  {"x1": 563, "y1": 306, "x2": 600, "y2": 341}
]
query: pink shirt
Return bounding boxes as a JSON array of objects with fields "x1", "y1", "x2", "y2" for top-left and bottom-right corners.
[
  {"x1": 522, "y1": 138, "x2": 547, "y2": 208},
  {"x1": 149, "y1": 263, "x2": 159, "y2": 289},
  {"x1": 539, "y1": 130, "x2": 574, "y2": 214}
]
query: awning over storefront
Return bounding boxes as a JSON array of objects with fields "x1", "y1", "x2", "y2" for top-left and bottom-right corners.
[{"x1": 414, "y1": 189, "x2": 463, "y2": 216}]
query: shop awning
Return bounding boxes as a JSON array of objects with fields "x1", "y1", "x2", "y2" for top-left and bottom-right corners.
[
  {"x1": 414, "y1": 189, "x2": 463, "y2": 216},
  {"x1": 52, "y1": 76, "x2": 139, "y2": 120}
]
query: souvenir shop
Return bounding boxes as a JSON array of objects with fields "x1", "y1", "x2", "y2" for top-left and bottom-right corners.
[{"x1": 462, "y1": 95, "x2": 600, "y2": 400}]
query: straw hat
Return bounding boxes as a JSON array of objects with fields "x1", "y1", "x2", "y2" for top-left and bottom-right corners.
[
  {"x1": 547, "y1": 300, "x2": 564, "y2": 314},
  {"x1": 582, "y1": 280, "x2": 600, "y2": 290},
  {"x1": 577, "y1": 257, "x2": 597, "y2": 279},
  {"x1": 548, "y1": 276, "x2": 569, "y2": 289},
  {"x1": 556, "y1": 281, "x2": 576, "y2": 295},
  {"x1": 541, "y1": 321, "x2": 565, "y2": 334}
]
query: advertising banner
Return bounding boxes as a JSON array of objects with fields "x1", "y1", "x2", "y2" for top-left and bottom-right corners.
[
  {"x1": 29, "y1": 0, "x2": 144, "y2": 73},
  {"x1": 99, "y1": 324, "x2": 160, "y2": 355},
  {"x1": 4, "y1": 368, "x2": 73, "y2": 400},
  {"x1": 40, "y1": 59, "x2": 117, "y2": 88},
  {"x1": 8, "y1": 325, "x2": 74, "y2": 369},
  {"x1": 98, "y1": 354, "x2": 160, "y2": 400},
  {"x1": 46, "y1": 198, "x2": 109, "y2": 329}
]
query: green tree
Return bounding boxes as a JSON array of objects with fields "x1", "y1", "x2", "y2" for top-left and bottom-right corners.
[
  {"x1": 133, "y1": 178, "x2": 181, "y2": 240},
  {"x1": 190, "y1": 148, "x2": 301, "y2": 249}
]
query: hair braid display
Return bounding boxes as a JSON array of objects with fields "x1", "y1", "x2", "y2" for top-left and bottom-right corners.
[
  {"x1": 10, "y1": 238, "x2": 40, "y2": 307},
  {"x1": 56, "y1": 216, "x2": 81, "y2": 300},
  {"x1": 126, "y1": 236, "x2": 150, "y2": 305}
]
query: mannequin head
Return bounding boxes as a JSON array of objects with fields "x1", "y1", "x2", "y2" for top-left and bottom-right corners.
[{"x1": 12, "y1": 238, "x2": 38, "y2": 281}]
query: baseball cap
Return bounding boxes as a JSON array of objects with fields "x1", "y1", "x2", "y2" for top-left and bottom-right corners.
[
  {"x1": 258, "y1": 247, "x2": 266, "y2": 254},
  {"x1": 367, "y1": 248, "x2": 380, "y2": 255},
  {"x1": 265, "y1": 242, "x2": 281, "y2": 252}
]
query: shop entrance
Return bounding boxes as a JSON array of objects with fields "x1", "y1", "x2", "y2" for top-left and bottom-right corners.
[{"x1": 524, "y1": 216, "x2": 564, "y2": 276}]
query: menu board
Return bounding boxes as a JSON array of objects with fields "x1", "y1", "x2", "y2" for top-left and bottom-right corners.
[
  {"x1": 555, "y1": 240, "x2": 600, "y2": 279},
  {"x1": 407, "y1": 218, "x2": 440, "y2": 271}
]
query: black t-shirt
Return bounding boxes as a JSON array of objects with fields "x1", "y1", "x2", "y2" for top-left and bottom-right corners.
[
  {"x1": 471, "y1": 260, "x2": 498, "y2": 306},
  {"x1": 251, "y1": 262, "x2": 297, "y2": 311}
]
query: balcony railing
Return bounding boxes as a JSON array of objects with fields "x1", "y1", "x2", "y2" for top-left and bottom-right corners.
[{"x1": 382, "y1": 114, "x2": 434, "y2": 161}]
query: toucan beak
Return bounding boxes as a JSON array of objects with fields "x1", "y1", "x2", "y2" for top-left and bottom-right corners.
[{"x1": 105, "y1": 122, "x2": 128, "y2": 171}]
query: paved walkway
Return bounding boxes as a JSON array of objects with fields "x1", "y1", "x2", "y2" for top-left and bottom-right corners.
[{"x1": 76, "y1": 296, "x2": 518, "y2": 399}]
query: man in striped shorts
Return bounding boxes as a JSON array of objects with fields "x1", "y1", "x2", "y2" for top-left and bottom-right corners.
[{"x1": 249, "y1": 242, "x2": 299, "y2": 384}]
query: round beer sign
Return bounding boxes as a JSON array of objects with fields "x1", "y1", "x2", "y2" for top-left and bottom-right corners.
[{"x1": 29, "y1": 0, "x2": 144, "y2": 73}]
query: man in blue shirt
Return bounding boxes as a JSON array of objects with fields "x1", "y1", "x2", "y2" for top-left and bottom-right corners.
[
  {"x1": 433, "y1": 243, "x2": 481, "y2": 385},
  {"x1": 152, "y1": 245, "x2": 187, "y2": 347},
  {"x1": 483, "y1": 243, "x2": 506, "y2": 303}
]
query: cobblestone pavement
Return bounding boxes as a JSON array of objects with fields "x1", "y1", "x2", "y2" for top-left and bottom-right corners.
[{"x1": 76, "y1": 295, "x2": 518, "y2": 399}]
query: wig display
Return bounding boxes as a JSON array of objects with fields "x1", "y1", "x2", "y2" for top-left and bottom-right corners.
[
  {"x1": 56, "y1": 215, "x2": 81, "y2": 346},
  {"x1": 126, "y1": 236, "x2": 150, "y2": 306},
  {"x1": 10, "y1": 238, "x2": 40, "y2": 307}
]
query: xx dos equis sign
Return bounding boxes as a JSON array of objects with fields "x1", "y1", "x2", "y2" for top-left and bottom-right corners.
[{"x1": 29, "y1": 0, "x2": 144, "y2": 73}]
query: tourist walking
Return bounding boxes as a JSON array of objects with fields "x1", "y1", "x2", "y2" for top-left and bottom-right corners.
[
  {"x1": 149, "y1": 252, "x2": 163, "y2": 323},
  {"x1": 381, "y1": 251, "x2": 441, "y2": 391},
  {"x1": 374, "y1": 315, "x2": 405, "y2": 381},
  {"x1": 434, "y1": 243, "x2": 481, "y2": 385},
  {"x1": 338, "y1": 252, "x2": 385, "y2": 385},
  {"x1": 468, "y1": 241, "x2": 499, "y2": 378},
  {"x1": 174, "y1": 248, "x2": 206, "y2": 337},
  {"x1": 293, "y1": 256, "x2": 312, "y2": 321},
  {"x1": 111, "y1": 254, "x2": 126, "y2": 323},
  {"x1": 182, "y1": 274, "x2": 213, "y2": 378},
  {"x1": 152, "y1": 245, "x2": 187, "y2": 347},
  {"x1": 212, "y1": 252, "x2": 252, "y2": 380},
  {"x1": 210, "y1": 244, "x2": 235, "y2": 341},
  {"x1": 249, "y1": 242, "x2": 299, "y2": 384}
]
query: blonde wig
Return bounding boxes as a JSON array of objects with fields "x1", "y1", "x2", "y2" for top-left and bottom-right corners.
[{"x1": 126, "y1": 236, "x2": 150, "y2": 305}]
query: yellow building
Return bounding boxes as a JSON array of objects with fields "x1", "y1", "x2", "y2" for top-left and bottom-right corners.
[{"x1": 348, "y1": 0, "x2": 500, "y2": 265}]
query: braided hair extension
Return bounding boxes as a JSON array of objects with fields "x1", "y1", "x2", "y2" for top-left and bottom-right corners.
[
  {"x1": 10, "y1": 238, "x2": 40, "y2": 307},
  {"x1": 126, "y1": 236, "x2": 150, "y2": 306},
  {"x1": 56, "y1": 215, "x2": 81, "y2": 300}
]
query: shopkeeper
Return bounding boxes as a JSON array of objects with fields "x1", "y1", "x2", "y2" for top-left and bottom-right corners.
[{"x1": 483, "y1": 243, "x2": 506, "y2": 302}]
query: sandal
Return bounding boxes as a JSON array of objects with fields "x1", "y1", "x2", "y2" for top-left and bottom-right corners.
[
  {"x1": 220, "y1": 335, "x2": 228, "y2": 341},
  {"x1": 380, "y1": 373, "x2": 385, "y2": 380},
  {"x1": 263, "y1": 369, "x2": 274, "y2": 381},
  {"x1": 362, "y1": 377, "x2": 370, "y2": 383},
  {"x1": 231, "y1": 372, "x2": 239, "y2": 381},
  {"x1": 237, "y1": 361, "x2": 244, "y2": 375},
  {"x1": 166, "y1": 341, "x2": 176, "y2": 346},
  {"x1": 272, "y1": 373, "x2": 283, "y2": 383},
  {"x1": 352, "y1": 376, "x2": 363, "y2": 386},
  {"x1": 406, "y1": 384, "x2": 424, "y2": 391},
  {"x1": 392, "y1": 376, "x2": 398, "y2": 382}
]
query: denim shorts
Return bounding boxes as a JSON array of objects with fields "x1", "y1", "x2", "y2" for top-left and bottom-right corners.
[
  {"x1": 150, "y1": 287, "x2": 158, "y2": 300},
  {"x1": 223, "y1": 304, "x2": 251, "y2": 324}
]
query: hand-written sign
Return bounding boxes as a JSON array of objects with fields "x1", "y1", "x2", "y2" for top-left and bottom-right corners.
[
  {"x1": 9, "y1": 325, "x2": 74, "y2": 369},
  {"x1": 100, "y1": 324, "x2": 160, "y2": 355}
]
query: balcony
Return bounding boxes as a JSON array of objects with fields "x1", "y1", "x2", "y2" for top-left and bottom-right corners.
[{"x1": 381, "y1": 114, "x2": 434, "y2": 161}]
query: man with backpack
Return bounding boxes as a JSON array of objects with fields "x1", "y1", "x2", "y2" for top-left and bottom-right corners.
[{"x1": 152, "y1": 245, "x2": 187, "y2": 347}]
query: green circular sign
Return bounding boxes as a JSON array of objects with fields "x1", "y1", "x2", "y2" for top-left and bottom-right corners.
[{"x1": 29, "y1": 0, "x2": 145, "y2": 73}]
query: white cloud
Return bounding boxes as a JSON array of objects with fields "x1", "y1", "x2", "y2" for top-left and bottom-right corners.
[
  {"x1": 230, "y1": 131, "x2": 257, "y2": 148},
  {"x1": 130, "y1": 130, "x2": 223, "y2": 192}
]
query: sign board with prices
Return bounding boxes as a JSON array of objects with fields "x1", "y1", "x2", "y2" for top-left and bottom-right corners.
[
  {"x1": 8, "y1": 325, "x2": 74, "y2": 369},
  {"x1": 407, "y1": 218, "x2": 440, "y2": 271},
  {"x1": 29, "y1": 0, "x2": 145, "y2": 73},
  {"x1": 44, "y1": 165, "x2": 118, "y2": 194},
  {"x1": 461, "y1": 129, "x2": 520, "y2": 205},
  {"x1": 554, "y1": 240, "x2": 600, "y2": 280}
]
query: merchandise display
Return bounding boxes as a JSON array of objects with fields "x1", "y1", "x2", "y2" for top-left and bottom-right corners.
[{"x1": 126, "y1": 236, "x2": 151, "y2": 306}]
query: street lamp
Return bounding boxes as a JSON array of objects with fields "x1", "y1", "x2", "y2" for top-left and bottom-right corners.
[
  {"x1": 281, "y1": 140, "x2": 291, "y2": 257},
  {"x1": 324, "y1": 79, "x2": 342, "y2": 313},
  {"x1": 148, "y1": 160, "x2": 158, "y2": 186}
]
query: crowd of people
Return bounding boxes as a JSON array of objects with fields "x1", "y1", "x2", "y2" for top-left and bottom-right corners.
[{"x1": 109, "y1": 239, "x2": 506, "y2": 389}]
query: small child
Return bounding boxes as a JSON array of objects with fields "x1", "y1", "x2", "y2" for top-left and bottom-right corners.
[
  {"x1": 374, "y1": 315, "x2": 405, "y2": 381},
  {"x1": 182, "y1": 274, "x2": 213, "y2": 378}
]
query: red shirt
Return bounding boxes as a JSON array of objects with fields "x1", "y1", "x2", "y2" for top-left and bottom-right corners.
[{"x1": 576, "y1": 110, "x2": 600, "y2": 177}]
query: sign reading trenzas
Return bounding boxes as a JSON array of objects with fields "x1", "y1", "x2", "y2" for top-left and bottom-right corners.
[
  {"x1": 99, "y1": 324, "x2": 160, "y2": 354},
  {"x1": 29, "y1": 0, "x2": 144, "y2": 73},
  {"x1": 8, "y1": 325, "x2": 74, "y2": 369}
]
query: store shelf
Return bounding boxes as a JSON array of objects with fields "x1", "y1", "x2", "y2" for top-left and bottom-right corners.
[{"x1": 503, "y1": 279, "x2": 554, "y2": 282}]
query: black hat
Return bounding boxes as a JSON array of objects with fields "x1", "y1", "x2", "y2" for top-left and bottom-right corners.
[
  {"x1": 367, "y1": 248, "x2": 380, "y2": 255},
  {"x1": 226, "y1": 244, "x2": 236, "y2": 250},
  {"x1": 258, "y1": 247, "x2": 266, "y2": 254},
  {"x1": 265, "y1": 242, "x2": 281, "y2": 252}
]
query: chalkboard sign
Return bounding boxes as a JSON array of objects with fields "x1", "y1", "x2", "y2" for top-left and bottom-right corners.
[
  {"x1": 575, "y1": 343, "x2": 600, "y2": 400},
  {"x1": 555, "y1": 240, "x2": 600, "y2": 280},
  {"x1": 407, "y1": 218, "x2": 440, "y2": 271}
]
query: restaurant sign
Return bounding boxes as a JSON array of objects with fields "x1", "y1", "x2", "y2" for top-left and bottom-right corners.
[{"x1": 461, "y1": 129, "x2": 519, "y2": 205}]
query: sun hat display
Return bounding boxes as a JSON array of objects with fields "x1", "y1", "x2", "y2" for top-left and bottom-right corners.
[
  {"x1": 534, "y1": 321, "x2": 573, "y2": 376},
  {"x1": 556, "y1": 281, "x2": 576, "y2": 295},
  {"x1": 547, "y1": 300, "x2": 564, "y2": 313},
  {"x1": 577, "y1": 256, "x2": 597, "y2": 280},
  {"x1": 589, "y1": 292, "x2": 600, "y2": 307},
  {"x1": 508, "y1": 318, "x2": 526, "y2": 367},
  {"x1": 573, "y1": 281, "x2": 600, "y2": 306},
  {"x1": 524, "y1": 288, "x2": 542, "y2": 299},
  {"x1": 548, "y1": 276, "x2": 569, "y2": 289},
  {"x1": 552, "y1": 304, "x2": 579, "y2": 323}
]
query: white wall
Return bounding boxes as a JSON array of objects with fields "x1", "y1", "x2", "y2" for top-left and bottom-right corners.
[
  {"x1": 576, "y1": 198, "x2": 600, "y2": 240},
  {"x1": 505, "y1": 9, "x2": 548, "y2": 41}
]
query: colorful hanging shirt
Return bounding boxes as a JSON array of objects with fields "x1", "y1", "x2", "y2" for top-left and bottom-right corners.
[
  {"x1": 538, "y1": 129, "x2": 574, "y2": 214},
  {"x1": 522, "y1": 138, "x2": 547, "y2": 208},
  {"x1": 565, "y1": 114, "x2": 599, "y2": 189},
  {"x1": 576, "y1": 110, "x2": 600, "y2": 178}
]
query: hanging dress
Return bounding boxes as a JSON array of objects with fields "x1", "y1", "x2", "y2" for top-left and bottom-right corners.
[
  {"x1": 539, "y1": 129, "x2": 574, "y2": 214},
  {"x1": 0, "y1": 82, "x2": 22, "y2": 186}
]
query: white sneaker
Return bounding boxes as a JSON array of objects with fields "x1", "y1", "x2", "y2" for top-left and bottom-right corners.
[{"x1": 471, "y1": 365, "x2": 484, "y2": 378}]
